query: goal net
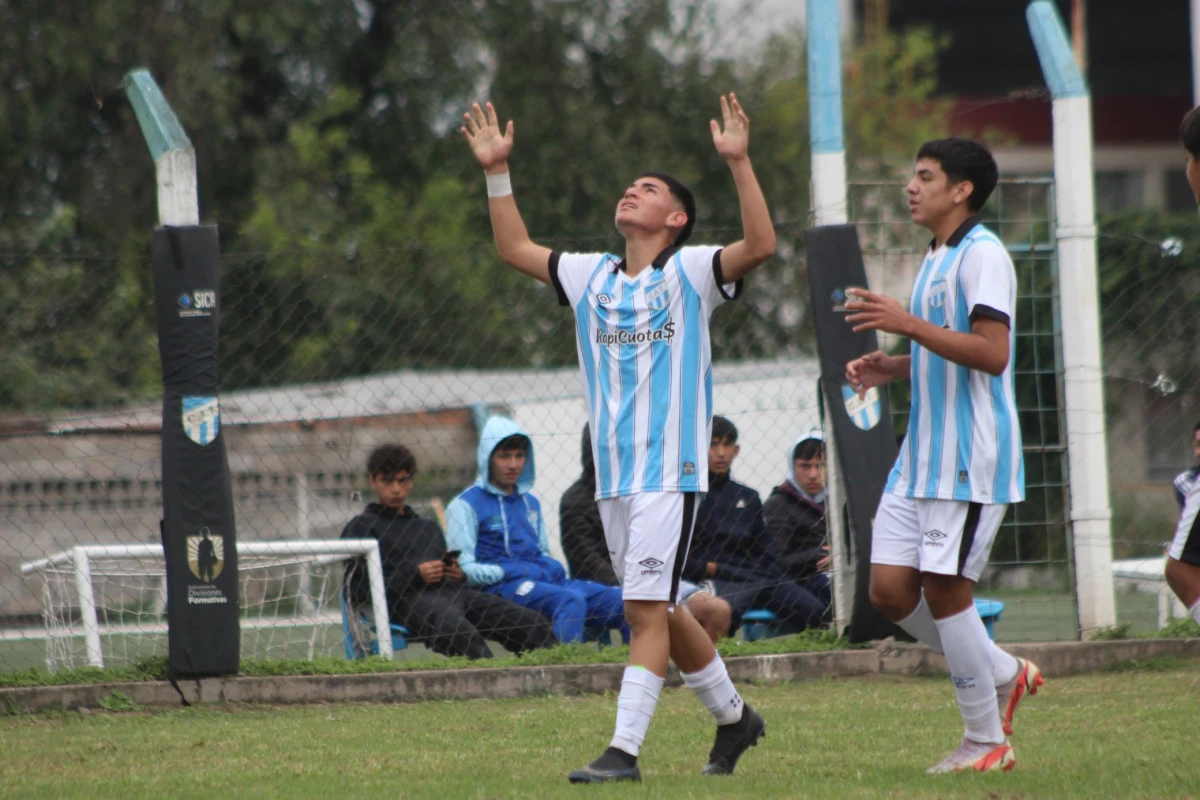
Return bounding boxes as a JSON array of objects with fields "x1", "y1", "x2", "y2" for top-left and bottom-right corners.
[{"x1": 21, "y1": 540, "x2": 391, "y2": 672}]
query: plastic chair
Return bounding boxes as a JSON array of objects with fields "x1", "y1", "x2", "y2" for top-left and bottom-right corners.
[
  {"x1": 740, "y1": 608, "x2": 777, "y2": 642},
  {"x1": 341, "y1": 592, "x2": 409, "y2": 659},
  {"x1": 973, "y1": 598, "x2": 1005, "y2": 641}
]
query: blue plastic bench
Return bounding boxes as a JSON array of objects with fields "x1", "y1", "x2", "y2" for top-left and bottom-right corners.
[
  {"x1": 974, "y1": 598, "x2": 1005, "y2": 641},
  {"x1": 740, "y1": 609, "x2": 777, "y2": 642},
  {"x1": 341, "y1": 593, "x2": 410, "y2": 659},
  {"x1": 739, "y1": 598, "x2": 1006, "y2": 643}
]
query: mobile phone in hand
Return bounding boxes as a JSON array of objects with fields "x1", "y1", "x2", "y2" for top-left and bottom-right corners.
[{"x1": 442, "y1": 550, "x2": 461, "y2": 567}]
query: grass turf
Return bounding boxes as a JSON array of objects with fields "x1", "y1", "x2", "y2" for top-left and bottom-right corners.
[{"x1": 1, "y1": 657, "x2": 1197, "y2": 798}]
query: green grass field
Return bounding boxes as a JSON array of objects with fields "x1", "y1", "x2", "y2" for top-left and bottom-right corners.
[{"x1": 2, "y1": 658, "x2": 1198, "y2": 799}]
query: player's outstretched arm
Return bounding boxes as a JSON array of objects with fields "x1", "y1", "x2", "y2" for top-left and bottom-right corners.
[
  {"x1": 461, "y1": 102, "x2": 552, "y2": 284},
  {"x1": 710, "y1": 93, "x2": 776, "y2": 283},
  {"x1": 844, "y1": 288, "x2": 1009, "y2": 376}
]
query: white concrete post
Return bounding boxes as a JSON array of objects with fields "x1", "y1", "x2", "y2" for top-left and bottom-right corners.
[{"x1": 1027, "y1": 1, "x2": 1117, "y2": 635}]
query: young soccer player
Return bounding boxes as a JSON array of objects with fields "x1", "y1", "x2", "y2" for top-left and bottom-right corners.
[
  {"x1": 1165, "y1": 109, "x2": 1200, "y2": 627},
  {"x1": 844, "y1": 139, "x2": 1042, "y2": 774},
  {"x1": 461, "y1": 94, "x2": 775, "y2": 783}
]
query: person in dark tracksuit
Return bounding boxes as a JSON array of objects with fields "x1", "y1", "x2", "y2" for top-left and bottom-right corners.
[
  {"x1": 341, "y1": 444, "x2": 557, "y2": 660},
  {"x1": 445, "y1": 416, "x2": 628, "y2": 644},
  {"x1": 763, "y1": 433, "x2": 833, "y2": 612},
  {"x1": 684, "y1": 417, "x2": 828, "y2": 634}
]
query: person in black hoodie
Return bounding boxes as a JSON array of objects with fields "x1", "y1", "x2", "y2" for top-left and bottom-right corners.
[
  {"x1": 341, "y1": 444, "x2": 557, "y2": 660},
  {"x1": 685, "y1": 417, "x2": 828, "y2": 634},
  {"x1": 561, "y1": 424, "x2": 733, "y2": 642},
  {"x1": 763, "y1": 433, "x2": 832, "y2": 611}
]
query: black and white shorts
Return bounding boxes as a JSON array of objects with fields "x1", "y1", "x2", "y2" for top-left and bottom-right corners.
[
  {"x1": 870, "y1": 493, "x2": 1007, "y2": 582},
  {"x1": 1169, "y1": 483, "x2": 1200, "y2": 566},
  {"x1": 598, "y1": 492, "x2": 697, "y2": 603}
]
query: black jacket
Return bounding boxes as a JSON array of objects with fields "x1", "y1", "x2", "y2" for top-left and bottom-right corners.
[
  {"x1": 340, "y1": 503, "x2": 455, "y2": 605},
  {"x1": 560, "y1": 429, "x2": 619, "y2": 585},
  {"x1": 684, "y1": 473, "x2": 778, "y2": 584},
  {"x1": 763, "y1": 482, "x2": 827, "y2": 583},
  {"x1": 560, "y1": 477, "x2": 618, "y2": 585}
]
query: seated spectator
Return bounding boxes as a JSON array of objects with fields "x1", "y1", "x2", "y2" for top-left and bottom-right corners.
[
  {"x1": 561, "y1": 423, "x2": 733, "y2": 643},
  {"x1": 684, "y1": 416, "x2": 829, "y2": 634},
  {"x1": 341, "y1": 444, "x2": 558, "y2": 660},
  {"x1": 763, "y1": 433, "x2": 833, "y2": 612},
  {"x1": 446, "y1": 416, "x2": 628, "y2": 644}
]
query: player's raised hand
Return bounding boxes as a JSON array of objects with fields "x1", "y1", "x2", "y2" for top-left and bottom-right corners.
[
  {"x1": 461, "y1": 102, "x2": 514, "y2": 172},
  {"x1": 711, "y1": 93, "x2": 750, "y2": 161}
]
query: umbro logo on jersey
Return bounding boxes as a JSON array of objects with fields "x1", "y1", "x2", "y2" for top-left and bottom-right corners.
[
  {"x1": 923, "y1": 529, "x2": 946, "y2": 549},
  {"x1": 597, "y1": 294, "x2": 613, "y2": 304},
  {"x1": 638, "y1": 557, "x2": 664, "y2": 576}
]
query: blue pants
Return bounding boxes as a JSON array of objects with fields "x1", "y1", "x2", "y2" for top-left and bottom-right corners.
[
  {"x1": 487, "y1": 578, "x2": 627, "y2": 644},
  {"x1": 712, "y1": 575, "x2": 829, "y2": 633}
]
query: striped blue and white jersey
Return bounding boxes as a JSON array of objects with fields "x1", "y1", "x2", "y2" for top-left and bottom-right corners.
[
  {"x1": 885, "y1": 217, "x2": 1025, "y2": 504},
  {"x1": 550, "y1": 246, "x2": 741, "y2": 500}
]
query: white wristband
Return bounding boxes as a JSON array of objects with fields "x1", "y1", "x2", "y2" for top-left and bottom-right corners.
[{"x1": 486, "y1": 171, "x2": 513, "y2": 199}]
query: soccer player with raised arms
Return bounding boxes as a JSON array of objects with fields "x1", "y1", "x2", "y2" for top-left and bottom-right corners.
[
  {"x1": 844, "y1": 139, "x2": 1042, "y2": 774},
  {"x1": 461, "y1": 94, "x2": 775, "y2": 784}
]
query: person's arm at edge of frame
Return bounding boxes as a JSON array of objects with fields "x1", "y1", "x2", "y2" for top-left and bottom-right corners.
[
  {"x1": 460, "y1": 101, "x2": 553, "y2": 284},
  {"x1": 709, "y1": 92, "x2": 776, "y2": 284}
]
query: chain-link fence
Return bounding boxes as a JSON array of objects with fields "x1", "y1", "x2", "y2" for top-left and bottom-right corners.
[
  {"x1": 1098, "y1": 212, "x2": 1200, "y2": 633},
  {"x1": 11, "y1": 177, "x2": 1192, "y2": 675}
]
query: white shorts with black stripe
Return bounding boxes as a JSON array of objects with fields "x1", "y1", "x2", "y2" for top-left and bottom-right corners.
[
  {"x1": 598, "y1": 492, "x2": 697, "y2": 602},
  {"x1": 870, "y1": 493, "x2": 1007, "y2": 581},
  {"x1": 1169, "y1": 482, "x2": 1200, "y2": 566}
]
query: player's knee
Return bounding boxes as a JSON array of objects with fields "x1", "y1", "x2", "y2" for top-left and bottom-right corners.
[
  {"x1": 868, "y1": 580, "x2": 911, "y2": 621},
  {"x1": 623, "y1": 599, "x2": 668, "y2": 633}
]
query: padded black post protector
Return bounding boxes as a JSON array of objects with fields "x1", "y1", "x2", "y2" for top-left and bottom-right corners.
[
  {"x1": 806, "y1": 224, "x2": 904, "y2": 643},
  {"x1": 152, "y1": 225, "x2": 239, "y2": 676}
]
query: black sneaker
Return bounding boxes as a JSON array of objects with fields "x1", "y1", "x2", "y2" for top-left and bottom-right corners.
[
  {"x1": 701, "y1": 704, "x2": 765, "y2": 775},
  {"x1": 568, "y1": 747, "x2": 642, "y2": 784}
]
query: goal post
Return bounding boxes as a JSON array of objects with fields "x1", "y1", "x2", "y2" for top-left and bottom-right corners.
[{"x1": 21, "y1": 540, "x2": 393, "y2": 670}]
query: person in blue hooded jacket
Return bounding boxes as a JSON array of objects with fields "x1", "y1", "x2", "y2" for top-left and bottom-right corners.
[{"x1": 445, "y1": 415, "x2": 628, "y2": 645}]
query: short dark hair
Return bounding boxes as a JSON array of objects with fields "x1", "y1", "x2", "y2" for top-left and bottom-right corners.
[
  {"x1": 367, "y1": 444, "x2": 416, "y2": 478},
  {"x1": 638, "y1": 172, "x2": 696, "y2": 247},
  {"x1": 1181, "y1": 107, "x2": 1200, "y2": 157},
  {"x1": 711, "y1": 415, "x2": 738, "y2": 444},
  {"x1": 1193, "y1": 419, "x2": 1200, "y2": 435},
  {"x1": 915, "y1": 138, "x2": 999, "y2": 212},
  {"x1": 793, "y1": 438, "x2": 825, "y2": 461},
  {"x1": 494, "y1": 434, "x2": 529, "y2": 454}
]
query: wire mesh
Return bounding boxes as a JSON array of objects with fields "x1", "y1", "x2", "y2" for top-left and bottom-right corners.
[{"x1": 4, "y1": 176, "x2": 1150, "y2": 675}]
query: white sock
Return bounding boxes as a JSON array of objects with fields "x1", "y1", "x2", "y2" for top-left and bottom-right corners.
[
  {"x1": 1190, "y1": 599, "x2": 1200, "y2": 627},
  {"x1": 680, "y1": 654, "x2": 744, "y2": 726},
  {"x1": 935, "y1": 606, "x2": 1005, "y2": 745},
  {"x1": 898, "y1": 594, "x2": 1020, "y2": 686},
  {"x1": 609, "y1": 666, "x2": 664, "y2": 757}
]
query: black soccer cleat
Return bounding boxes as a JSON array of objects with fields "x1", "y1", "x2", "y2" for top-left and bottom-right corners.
[
  {"x1": 568, "y1": 747, "x2": 642, "y2": 784},
  {"x1": 701, "y1": 704, "x2": 765, "y2": 776}
]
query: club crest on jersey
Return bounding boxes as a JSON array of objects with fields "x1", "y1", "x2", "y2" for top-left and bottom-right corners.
[
  {"x1": 644, "y1": 281, "x2": 669, "y2": 311},
  {"x1": 182, "y1": 396, "x2": 220, "y2": 445},
  {"x1": 841, "y1": 384, "x2": 882, "y2": 431},
  {"x1": 927, "y1": 280, "x2": 947, "y2": 309}
]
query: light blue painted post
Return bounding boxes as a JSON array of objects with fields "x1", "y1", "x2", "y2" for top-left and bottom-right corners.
[
  {"x1": 1026, "y1": 0, "x2": 1115, "y2": 635},
  {"x1": 807, "y1": 0, "x2": 847, "y2": 225},
  {"x1": 123, "y1": 69, "x2": 199, "y2": 226},
  {"x1": 806, "y1": 0, "x2": 852, "y2": 635}
]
